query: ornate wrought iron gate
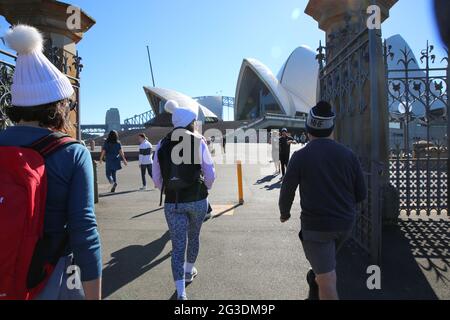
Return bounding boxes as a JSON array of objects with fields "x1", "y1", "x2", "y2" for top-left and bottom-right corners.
[
  {"x1": 386, "y1": 42, "x2": 448, "y2": 218},
  {"x1": 0, "y1": 49, "x2": 15, "y2": 130},
  {"x1": 317, "y1": 14, "x2": 388, "y2": 263}
]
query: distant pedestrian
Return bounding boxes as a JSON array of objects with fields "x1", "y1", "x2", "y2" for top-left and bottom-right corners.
[
  {"x1": 300, "y1": 132, "x2": 308, "y2": 146},
  {"x1": 100, "y1": 130, "x2": 128, "y2": 193},
  {"x1": 271, "y1": 130, "x2": 280, "y2": 175},
  {"x1": 90, "y1": 139, "x2": 96, "y2": 151},
  {"x1": 279, "y1": 128, "x2": 296, "y2": 178},
  {"x1": 138, "y1": 133, "x2": 153, "y2": 191},
  {"x1": 207, "y1": 137, "x2": 216, "y2": 156},
  {"x1": 279, "y1": 101, "x2": 367, "y2": 300},
  {"x1": 222, "y1": 134, "x2": 227, "y2": 154},
  {"x1": 153, "y1": 100, "x2": 216, "y2": 301}
]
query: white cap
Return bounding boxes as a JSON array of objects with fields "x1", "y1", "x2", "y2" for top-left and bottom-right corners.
[
  {"x1": 165, "y1": 100, "x2": 198, "y2": 128},
  {"x1": 4, "y1": 25, "x2": 75, "y2": 107}
]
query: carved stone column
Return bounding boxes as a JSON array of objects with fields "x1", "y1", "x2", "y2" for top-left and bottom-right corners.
[
  {"x1": 305, "y1": 0, "x2": 397, "y2": 169},
  {"x1": 305, "y1": 0, "x2": 398, "y2": 263}
]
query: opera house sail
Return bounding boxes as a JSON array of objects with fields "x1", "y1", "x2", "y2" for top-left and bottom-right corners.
[
  {"x1": 235, "y1": 46, "x2": 319, "y2": 121},
  {"x1": 143, "y1": 86, "x2": 220, "y2": 126}
]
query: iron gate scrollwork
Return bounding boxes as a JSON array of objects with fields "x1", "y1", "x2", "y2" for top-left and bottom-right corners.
[
  {"x1": 0, "y1": 49, "x2": 15, "y2": 130},
  {"x1": 317, "y1": 10, "x2": 388, "y2": 263},
  {"x1": 386, "y1": 42, "x2": 448, "y2": 218}
]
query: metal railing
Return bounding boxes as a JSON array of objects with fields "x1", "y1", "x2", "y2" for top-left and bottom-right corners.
[
  {"x1": 0, "y1": 49, "x2": 16, "y2": 130},
  {"x1": 386, "y1": 42, "x2": 448, "y2": 218}
]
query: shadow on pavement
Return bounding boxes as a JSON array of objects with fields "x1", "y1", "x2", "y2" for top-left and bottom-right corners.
[
  {"x1": 212, "y1": 204, "x2": 243, "y2": 219},
  {"x1": 337, "y1": 219, "x2": 449, "y2": 300},
  {"x1": 131, "y1": 207, "x2": 164, "y2": 219},
  {"x1": 168, "y1": 282, "x2": 192, "y2": 300},
  {"x1": 255, "y1": 174, "x2": 278, "y2": 185},
  {"x1": 263, "y1": 180, "x2": 282, "y2": 191},
  {"x1": 99, "y1": 190, "x2": 139, "y2": 198},
  {"x1": 102, "y1": 231, "x2": 172, "y2": 299}
]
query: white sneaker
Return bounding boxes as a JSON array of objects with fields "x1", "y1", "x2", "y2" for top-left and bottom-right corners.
[
  {"x1": 185, "y1": 267, "x2": 198, "y2": 284},
  {"x1": 177, "y1": 294, "x2": 188, "y2": 301},
  {"x1": 139, "y1": 186, "x2": 147, "y2": 191}
]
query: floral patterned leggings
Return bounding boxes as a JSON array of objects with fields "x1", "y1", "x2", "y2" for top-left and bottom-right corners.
[{"x1": 164, "y1": 199, "x2": 209, "y2": 281}]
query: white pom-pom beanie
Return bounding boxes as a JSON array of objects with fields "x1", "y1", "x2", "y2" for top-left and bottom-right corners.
[
  {"x1": 165, "y1": 100, "x2": 198, "y2": 128},
  {"x1": 4, "y1": 25, "x2": 75, "y2": 107}
]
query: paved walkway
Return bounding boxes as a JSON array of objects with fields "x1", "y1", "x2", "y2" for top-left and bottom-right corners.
[
  {"x1": 94, "y1": 144, "x2": 449, "y2": 300},
  {"x1": 96, "y1": 145, "x2": 309, "y2": 300}
]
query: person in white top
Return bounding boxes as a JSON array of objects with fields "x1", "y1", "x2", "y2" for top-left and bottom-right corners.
[{"x1": 138, "y1": 133, "x2": 153, "y2": 190}]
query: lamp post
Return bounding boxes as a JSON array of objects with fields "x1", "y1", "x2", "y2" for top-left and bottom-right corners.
[{"x1": 146, "y1": 45, "x2": 156, "y2": 87}]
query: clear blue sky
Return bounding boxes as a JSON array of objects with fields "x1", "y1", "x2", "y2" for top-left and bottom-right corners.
[{"x1": 0, "y1": 0, "x2": 446, "y2": 124}]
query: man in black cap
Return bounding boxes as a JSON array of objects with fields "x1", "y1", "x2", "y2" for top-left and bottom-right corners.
[
  {"x1": 279, "y1": 128, "x2": 296, "y2": 178},
  {"x1": 278, "y1": 101, "x2": 367, "y2": 300}
]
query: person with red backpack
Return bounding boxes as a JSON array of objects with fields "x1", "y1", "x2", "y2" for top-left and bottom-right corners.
[
  {"x1": 0, "y1": 25, "x2": 102, "y2": 300},
  {"x1": 152, "y1": 100, "x2": 216, "y2": 300}
]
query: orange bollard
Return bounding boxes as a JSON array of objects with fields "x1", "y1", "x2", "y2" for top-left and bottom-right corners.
[{"x1": 237, "y1": 161, "x2": 244, "y2": 205}]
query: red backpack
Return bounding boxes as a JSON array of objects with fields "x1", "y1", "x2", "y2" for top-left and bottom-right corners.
[{"x1": 0, "y1": 132, "x2": 79, "y2": 300}]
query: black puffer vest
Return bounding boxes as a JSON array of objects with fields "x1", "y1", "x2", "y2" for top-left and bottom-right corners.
[{"x1": 158, "y1": 129, "x2": 208, "y2": 204}]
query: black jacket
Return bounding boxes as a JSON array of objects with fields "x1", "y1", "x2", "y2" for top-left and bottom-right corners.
[{"x1": 279, "y1": 139, "x2": 367, "y2": 232}]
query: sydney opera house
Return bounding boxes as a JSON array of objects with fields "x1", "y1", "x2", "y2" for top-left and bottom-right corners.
[
  {"x1": 143, "y1": 45, "x2": 318, "y2": 132},
  {"x1": 142, "y1": 35, "x2": 446, "y2": 144}
]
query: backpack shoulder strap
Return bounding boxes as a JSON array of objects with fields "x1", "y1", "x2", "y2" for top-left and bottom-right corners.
[
  {"x1": 158, "y1": 137, "x2": 169, "y2": 207},
  {"x1": 28, "y1": 132, "x2": 80, "y2": 158},
  {"x1": 24, "y1": 132, "x2": 77, "y2": 284}
]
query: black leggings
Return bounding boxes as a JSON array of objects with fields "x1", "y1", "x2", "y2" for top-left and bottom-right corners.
[
  {"x1": 280, "y1": 155, "x2": 290, "y2": 177},
  {"x1": 141, "y1": 164, "x2": 152, "y2": 187}
]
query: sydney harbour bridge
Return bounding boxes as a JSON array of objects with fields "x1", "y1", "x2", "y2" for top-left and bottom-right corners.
[{"x1": 80, "y1": 108, "x2": 152, "y2": 137}]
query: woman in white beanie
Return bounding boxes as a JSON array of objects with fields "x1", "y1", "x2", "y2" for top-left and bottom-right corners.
[
  {"x1": 152, "y1": 100, "x2": 216, "y2": 300},
  {"x1": 0, "y1": 25, "x2": 102, "y2": 300}
]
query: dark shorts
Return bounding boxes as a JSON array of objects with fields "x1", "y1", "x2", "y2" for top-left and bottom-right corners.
[{"x1": 299, "y1": 229, "x2": 352, "y2": 275}]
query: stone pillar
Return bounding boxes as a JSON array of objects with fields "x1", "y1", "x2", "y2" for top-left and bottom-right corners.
[
  {"x1": 305, "y1": 0, "x2": 397, "y2": 93},
  {"x1": 0, "y1": 0, "x2": 95, "y2": 139},
  {"x1": 305, "y1": 0, "x2": 397, "y2": 166},
  {"x1": 305, "y1": 0, "x2": 396, "y2": 50}
]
